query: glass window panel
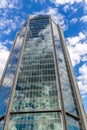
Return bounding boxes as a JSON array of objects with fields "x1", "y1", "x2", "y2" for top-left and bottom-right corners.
[
  {"x1": 0, "y1": 121, "x2": 3, "y2": 130},
  {"x1": 66, "y1": 115, "x2": 81, "y2": 130},
  {"x1": 7, "y1": 112, "x2": 62, "y2": 130}
]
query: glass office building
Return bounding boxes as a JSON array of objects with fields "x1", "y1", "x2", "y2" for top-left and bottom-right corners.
[{"x1": 0, "y1": 15, "x2": 86, "y2": 130}]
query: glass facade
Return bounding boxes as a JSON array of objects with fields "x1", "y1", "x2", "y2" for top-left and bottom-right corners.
[
  {"x1": 0, "y1": 24, "x2": 26, "y2": 117},
  {"x1": 0, "y1": 23, "x2": 26, "y2": 128},
  {"x1": 7, "y1": 112, "x2": 62, "y2": 130},
  {"x1": 52, "y1": 21, "x2": 77, "y2": 115},
  {"x1": 0, "y1": 121, "x2": 3, "y2": 130},
  {"x1": 52, "y1": 21, "x2": 81, "y2": 130},
  {"x1": 66, "y1": 115, "x2": 81, "y2": 130},
  {"x1": 11, "y1": 17, "x2": 59, "y2": 112},
  {"x1": 0, "y1": 15, "x2": 86, "y2": 130}
]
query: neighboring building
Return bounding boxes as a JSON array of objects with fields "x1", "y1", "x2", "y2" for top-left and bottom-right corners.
[{"x1": 0, "y1": 15, "x2": 87, "y2": 130}]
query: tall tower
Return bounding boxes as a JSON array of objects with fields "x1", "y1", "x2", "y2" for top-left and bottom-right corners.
[{"x1": 0, "y1": 15, "x2": 86, "y2": 130}]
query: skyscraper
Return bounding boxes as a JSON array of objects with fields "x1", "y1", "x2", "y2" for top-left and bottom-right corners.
[{"x1": 0, "y1": 15, "x2": 86, "y2": 130}]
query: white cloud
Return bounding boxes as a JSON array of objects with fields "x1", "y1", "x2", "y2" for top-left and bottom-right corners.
[
  {"x1": 79, "y1": 63, "x2": 87, "y2": 75},
  {"x1": 2, "y1": 40, "x2": 13, "y2": 45},
  {"x1": 63, "y1": 5, "x2": 70, "y2": 12},
  {"x1": 82, "y1": 55, "x2": 87, "y2": 62},
  {"x1": 77, "y1": 63, "x2": 87, "y2": 95},
  {"x1": 0, "y1": 0, "x2": 23, "y2": 9},
  {"x1": 70, "y1": 18, "x2": 78, "y2": 24},
  {"x1": 0, "y1": 18, "x2": 15, "y2": 30},
  {"x1": 67, "y1": 45, "x2": 81, "y2": 66},
  {"x1": 85, "y1": 0, "x2": 87, "y2": 3},
  {"x1": 66, "y1": 32, "x2": 87, "y2": 66},
  {"x1": 31, "y1": 0, "x2": 45, "y2": 4},
  {"x1": 80, "y1": 15, "x2": 87, "y2": 22},
  {"x1": 0, "y1": 0, "x2": 8, "y2": 8},
  {"x1": 0, "y1": 16, "x2": 25, "y2": 36},
  {"x1": 67, "y1": 32, "x2": 85, "y2": 46},
  {"x1": 50, "y1": 0, "x2": 83, "y2": 5},
  {"x1": 79, "y1": 32, "x2": 86, "y2": 39},
  {"x1": 46, "y1": 7, "x2": 68, "y2": 30},
  {"x1": 0, "y1": 43, "x2": 9, "y2": 79},
  {"x1": 78, "y1": 81, "x2": 87, "y2": 95},
  {"x1": 3, "y1": 29, "x2": 11, "y2": 35},
  {"x1": 66, "y1": 32, "x2": 87, "y2": 97},
  {"x1": 67, "y1": 42, "x2": 87, "y2": 66},
  {"x1": 0, "y1": 0, "x2": 15, "y2": 9}
]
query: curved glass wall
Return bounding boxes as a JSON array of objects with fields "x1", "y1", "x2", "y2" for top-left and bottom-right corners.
[
  {"x1": 0, "y1": 23, "x2": 26, "y2": 119},
  {"x1": 51, "y1": 21, "x2": 81, "y2": 130},
  {"x1": 52, "y1": 21, "x2": 78, "y2": 115}
]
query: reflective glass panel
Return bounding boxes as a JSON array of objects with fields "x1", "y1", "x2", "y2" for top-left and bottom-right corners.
[
  {"x1": 0, "y1": 23, "x2": 26, "y2": 118},
  {"x1": 0, "y1": 121, "x2": 3, "y2": 130},
  {"x1": 66, "y1": 115, "x2": 81, "y2": 130},
  {"x1": 52, "y1": 21, "x2": 78, "y2": 116},
  {"x1": 7, "y1": 112, "x2": 62, "y2": 130},
  {"x1": 11, "y1": 17, "x2": 59, "y2": 112}
]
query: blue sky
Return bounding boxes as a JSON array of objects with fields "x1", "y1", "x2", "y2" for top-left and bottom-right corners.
[{"x1": 0, "y1": 0, "x2": 87, "y2": 113}]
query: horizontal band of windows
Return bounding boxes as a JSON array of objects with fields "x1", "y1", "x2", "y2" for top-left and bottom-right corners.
[
  {"x1": 19, "y1": 71, "x2": 56, "y2": 76},
  {"x1": 15, "y1": 85, "x2": 57, "y2": 91},
  {"x1": 26, "y1": 33, "x2": 51, "y2": 38},
  {"x1": 16, "y1": 81, "x2": 56, "y2": 86},
  {"x1": 20, "y1": 65, "x2": 55, "y2": 70},
  {"x1": 22, "y1": 58, "x2": 54, "y2": 62},
  {"x1": 13, "y1": 95, "x2": 59, "y2": 100},
  {"x1": 17, "y1": 80, "x2": 56, "y2": 84},
  {"x1": 11, "y1": 105, "x2": 59, "y2": 112},
  {"x1": 17, "y1": 78, "x2": 56, "y2": 83},
  {"x1": 24, "y1": 45, "x2": 53, "y2": 50},
  {"x1": 22, "y1": 52, "x2": 53, "y2": 56},
  {"x1": 16, "y1": 83, "x2": 57, "y2": 89},
  {"x1": 19, "y1": 67, "x2": 55, "y2": 72},
  {"x1": 21, "y1": 60, "x2": 54, "y2": 65},
  {"x1": 29, "y1": 20, "x2": 49, "y2": 24},
  {"x1": 25, "y1": 37, "x2": 52, "y2": 41},
  {"x1": 23, "y1": 49, "x2": 53, "y2": 57},
  {"x1": 17, "y1": 74, "x2": 56, "y2": 80},
  {"x1": 17, "y1": 76, "x2": 56, "y2": 82},
  {"x1": 29, "y1": 22, "x2": 49, "y2": 26},
  {"x1": 27, "y1": 29, "x2": 51, "y2": 34},
  {"x1": 23, "y1": 50, "x2": 53, "y2": 55},
  {"x1": 14, "y1": 90, "x2": 58, "y2": 97},
  {"x1": 15, "y1": 87, "x2": 57, "y2": 92}
]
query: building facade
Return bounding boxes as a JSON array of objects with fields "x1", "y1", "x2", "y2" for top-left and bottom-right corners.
[{"x1": 0, "y1": 15, "x2": 87, "y2": 130}]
